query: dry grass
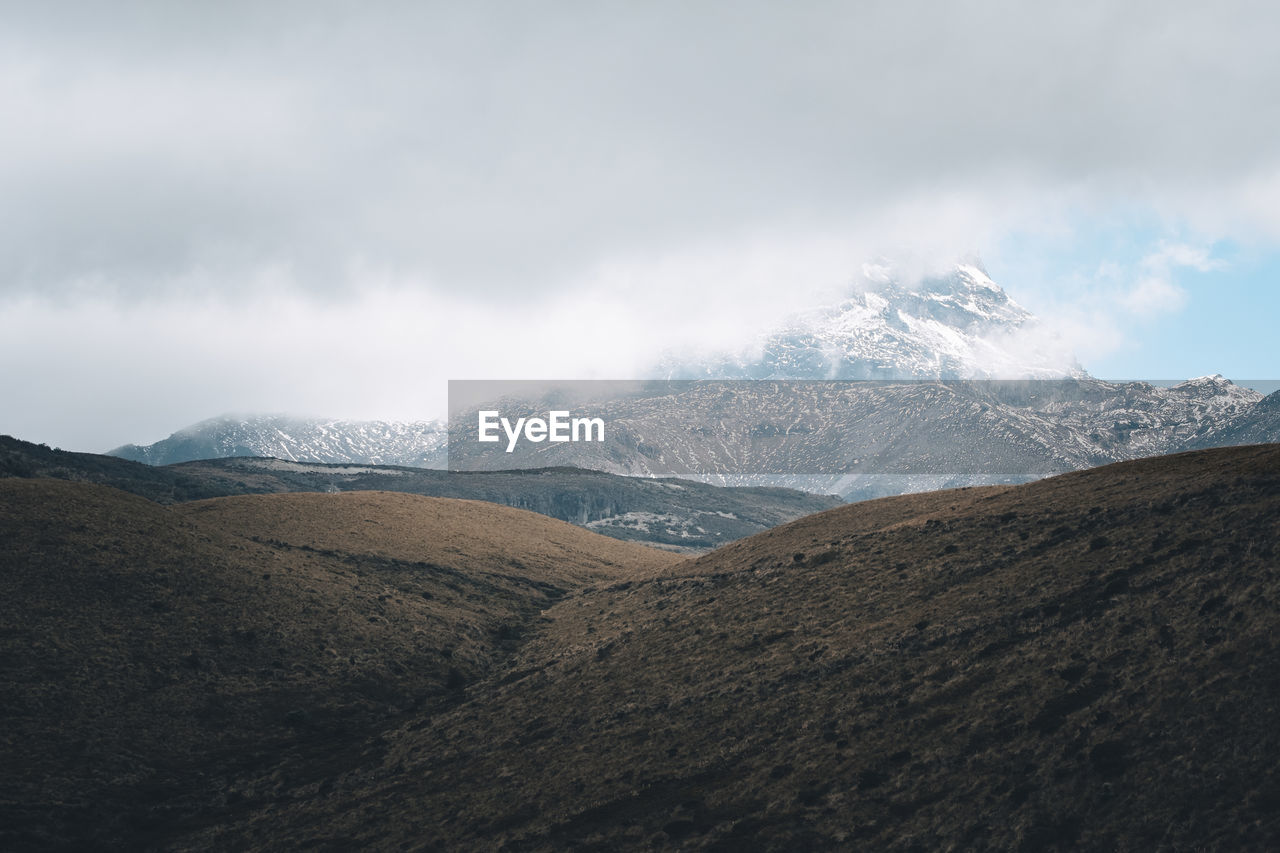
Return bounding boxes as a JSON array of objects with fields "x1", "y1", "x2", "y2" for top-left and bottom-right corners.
[
  {"x1": 178, "y1": 446, "x2": 1280, "y2": 852},
  {"x1": 0, "y1": 483, "x2": 675, "y2": 850},
  {"x1": 4, "y1": 446, "x2": 1280, "y2": 851},
  {"x1": 176, "y1": 491, "x2": 678, "y2": 584}
]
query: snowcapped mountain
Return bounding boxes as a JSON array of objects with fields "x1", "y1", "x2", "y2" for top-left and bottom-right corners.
[
  {"x1": 1186, "y1": 385, "x2": 1280, "y2": 449},
  {"x1": 108, "y1": 266, "x2": 1273, "y2": 489},
  {"x1": 109, "y1": 415, "x2": 447, "y2": 468},
  {"x1": 661, "y1": 262, "x2": 1084, "y2": 380}
]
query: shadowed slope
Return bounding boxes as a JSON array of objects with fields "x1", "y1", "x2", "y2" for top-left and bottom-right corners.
[
  {"x1": 0, "y1": 434, "x2": 235, "y2": 503},
  {"x1": 0, "y1": 482, "x2": 677, "y2": 851},
  {"x1": 188, "y1": 445, "x2": 1280, "y2": 851}
]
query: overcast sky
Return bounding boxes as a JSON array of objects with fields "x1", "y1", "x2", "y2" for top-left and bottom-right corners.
[{"x1": 3, "y1": 1, "x2": 1279, "y2": 450}]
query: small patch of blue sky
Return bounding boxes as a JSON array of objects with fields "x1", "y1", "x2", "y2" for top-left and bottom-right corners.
[{"x1": 985, "y1": 214, "x2": 1280, "y2": 390}]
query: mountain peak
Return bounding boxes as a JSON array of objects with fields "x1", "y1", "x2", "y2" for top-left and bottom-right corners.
[
  {"x1": 1179, "y1": 373, "x2": 1229, "y2": 386},
  {"x1": 661, "y1": 261, "x2": 1084, "y2": 380}
]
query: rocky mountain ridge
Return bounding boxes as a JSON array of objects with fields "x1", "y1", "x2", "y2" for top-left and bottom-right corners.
[
  {"x1": 448, "y1": 376, "x2": 1274, "y2": 500},
  {"x1": 109, "y1": 414, "x2": 447, "y2": 468}
]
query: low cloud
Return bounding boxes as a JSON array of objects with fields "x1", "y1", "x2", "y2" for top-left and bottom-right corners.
[{"x1": 1002, "y1": 241, "x2": 1225, "y2": 373}]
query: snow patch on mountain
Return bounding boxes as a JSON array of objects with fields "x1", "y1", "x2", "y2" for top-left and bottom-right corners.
[{"x1": 109, "y1": 415, "x2": 447, "y2": 468}]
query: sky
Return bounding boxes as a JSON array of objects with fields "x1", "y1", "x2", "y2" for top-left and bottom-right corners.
[{"x1": 2, "y1": 1, "x2": 1279, "y2": 451}]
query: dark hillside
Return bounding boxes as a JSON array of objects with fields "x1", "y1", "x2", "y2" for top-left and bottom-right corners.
[
  {"x1": 180, "y1": 445, "x2": 1280, "y2": 851},
  {"x1": 0, "y1": 482, "x2": 676, "y2": 850},
  {"x1": 4, "y1": 446, "x2": 1280, "y2": 851},
  {"x1": 0, "y1": 435, "x2": 238, "y2": 503}
]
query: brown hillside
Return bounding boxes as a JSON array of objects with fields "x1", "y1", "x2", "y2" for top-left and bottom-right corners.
[
  {"x1": 176, "y1": 491, "x2": 677, "y2": 584},
  {"x1": 181, "y1": 445, "x2": 1280, "y2": 851},
  {"x1": 0, "y1": 482, "x2": 676, "y2": 851}
]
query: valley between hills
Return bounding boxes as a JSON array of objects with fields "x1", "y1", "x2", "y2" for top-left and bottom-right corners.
[{"x1": 2, "y1": 444, "x2": 1280, "y2": 850}]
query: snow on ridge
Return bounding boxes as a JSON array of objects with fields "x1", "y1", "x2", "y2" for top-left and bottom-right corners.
[{"x1": 115, "y1": 415, "x2": 448, "y2": 467}]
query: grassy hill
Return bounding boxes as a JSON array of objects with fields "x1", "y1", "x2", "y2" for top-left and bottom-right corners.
[
  {"x1": 0, "y1": 482, "x2": 676, "y2": 850},
  {"x1": 4, "y1": 444, "x2": 1280, "y2": 850},
  {"x1": 1, "y1": 435, "x2": 841, "y2": 551}
]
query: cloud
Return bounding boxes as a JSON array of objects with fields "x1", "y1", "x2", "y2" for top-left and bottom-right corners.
[
  {"x1": 1113, "y1": 241, "x2": 1224, "y2": 317},
  {"x1": 2, "y1": 2, "x2": 1279, "y2": 447},
  {"x1": 3, "y1": 1, "x2": 1279, "y2": 303},
  {"x1": 1141, "y1": 243, "x2": 1227, "y2": 275},
  {"x1": 995, "y1": 239, "x2": 1225, "y2": 375},
  {"x1": 1119, "y1": 277, "x2": 1190, "y2": 317}
]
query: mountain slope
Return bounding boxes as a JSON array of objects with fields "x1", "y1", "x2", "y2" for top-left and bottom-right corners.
[
  {"x1": 0, "y1": 434, "x2": 235, "y2": 503},
  {"x1": 176, "y1": 444, "x2": 1280, "y2": 851},
  {"x1": 1188, "y1": 388, "x2": 1280, "y2": 448},
  {"x1": 175, "y1": 457, "x2": 842, "y2": 551},
  {"x1": 109, "y1": 414, "x2": 447, "y2": 468},
  {"x1": 175, "y1": 490, "x2": 682, "y2": 585},
  {"x1": 0, "y1": 481, "x2": 677, "y2": 851},
  {"x1": 2, "y1": 435, "x2": 841, "y2": 551}
]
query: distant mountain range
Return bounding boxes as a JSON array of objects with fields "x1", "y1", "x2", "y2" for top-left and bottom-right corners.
[
  {"x1": 109, "y1": 414, "x2": 448, "y2": 468},
  {"x1": 104, "y1": 264, "x2": 1276, "y2": 501},
  {"x1": 448, "y1": 376, "x2": 1276, "y2": 500},
  {"x1": 107, "y1": 262, "x2": 1074, "y2": 471}
]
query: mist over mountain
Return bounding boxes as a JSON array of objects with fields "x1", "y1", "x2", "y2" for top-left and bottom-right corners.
[
  {"x1": 443, "y1": 264, "x2": 1275, "y2": 498},
  {"x1": 106, "y1": 264, "x2": 1276, "y2": 501},
  {"x1": 659, "y1": 262, "x2": 1084, "y2": 381},
  {"x1": 110, "y1": 261, "x2": 1078, "y2": 472}
]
